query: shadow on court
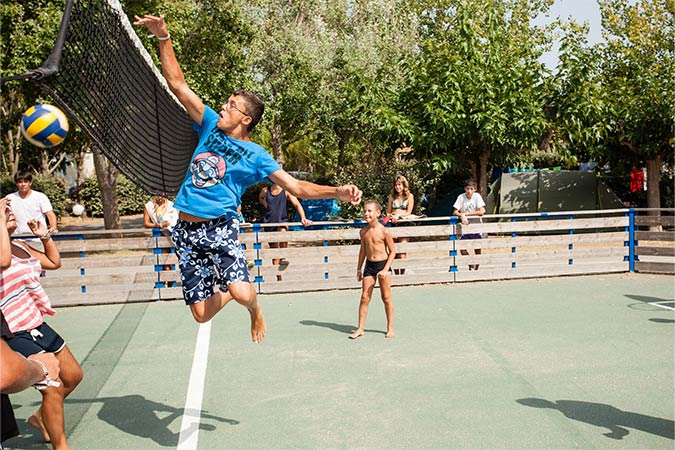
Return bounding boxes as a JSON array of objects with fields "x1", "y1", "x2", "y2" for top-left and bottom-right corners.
[
  {"x1": 517, "y1": 398, "x2": 675, "y2": 441},
  {"x1": 649, "y1": 318, "x2": 675, "y2": 324},
  {"x1": 299, "y1": 319, "x2": 385, "y2": 335},
  {"x1": 624, "y1": 294, "x2": 674, "y2": 304},
  {"x1": 10, "y1": 395, "x2": 238, "y2": 448}
]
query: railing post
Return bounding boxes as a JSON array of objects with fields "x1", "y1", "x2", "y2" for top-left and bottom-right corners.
[
  {"x1": 627, "y1": 208, "x2": 636, "y2": 272},
  {"x1": 252, "y1": 223, "x2": 263, "y2": 293},
  {"x1": 449, "y1": 216, "x2": 458, "y2": 276}
]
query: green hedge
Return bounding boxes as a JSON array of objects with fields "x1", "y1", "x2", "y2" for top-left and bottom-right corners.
[{"x1": 79, "y1": 175, "x2": 149, "y2": 217}]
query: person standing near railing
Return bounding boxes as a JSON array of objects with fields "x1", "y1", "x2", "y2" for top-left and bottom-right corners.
[
  {"x1": 6, "y1": 170, "x2": 58, "y2": 245},
  {"x1": 453, "y1": 178, "x2": 486, "y2": 271},
  {"x1": 259, "y1": 183, "x2": 313, "y2": 270}
]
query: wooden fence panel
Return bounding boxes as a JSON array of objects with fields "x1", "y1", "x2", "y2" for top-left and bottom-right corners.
[{"x1": 33, "y1": 209, "x2": 674, "y2": 306}]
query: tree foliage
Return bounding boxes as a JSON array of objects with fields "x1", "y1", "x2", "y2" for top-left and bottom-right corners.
[
  {"x1": 597, "y1": 0, "x2": 675, "y2": 208},
  {"x1": 2, "y1": 0, "x2": 673, "y2": 215},
  {"x1": 397, "y1": 0, "x2": 553, "y2": 195}
]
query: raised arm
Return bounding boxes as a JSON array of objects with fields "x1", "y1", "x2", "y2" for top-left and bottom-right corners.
[
  {"x1": 0, "y1": 198, "x2": 11, "y2": 269},
  {"x1": 268, "y1": 170, "x2": 362, "y2": 205},
  {"x1": 23, "y1": 219, "x2": 60, "y2": 270},
  {"x1": 133, "y1": 14, "x2": 205, "y2": 124}
]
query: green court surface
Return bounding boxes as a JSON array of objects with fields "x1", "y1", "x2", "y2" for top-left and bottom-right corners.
[{"x1": 5, "y1": 273, "x2": 674, "y2": 450}]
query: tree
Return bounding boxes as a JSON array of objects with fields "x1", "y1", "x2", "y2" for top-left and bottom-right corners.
[
  {"x1": 242, "y1": 0, "x2": 418, "y2": 176},
  {"x1": 597, "y1": 0, "x2": 675, "y2": 209},
  {"x1": 0, "y1": 0, "x2": 78, "y2": 177},
  {"x1": 244, "y1": 0, "x2": 329, "y2": 166},
  {"x1": 397, "y1": 0, "x2": 553, "y2": 196}
]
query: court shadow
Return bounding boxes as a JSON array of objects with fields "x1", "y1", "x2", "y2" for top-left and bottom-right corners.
[
  {"x1": 625, "y1": 294, "x2": 673, "y2": 304},
  {"x1": 516, "y1": 398, "x2": 674, "y2": 440},
  {"x1": 299, "y1": 320, "x2": 385, "y2": 335},
  {"x1": 650, "y1": 318, "x2": 675, "y2": 324},
  {"x1": 63, "y1": 394, "x2": 239, "y2": 447}
]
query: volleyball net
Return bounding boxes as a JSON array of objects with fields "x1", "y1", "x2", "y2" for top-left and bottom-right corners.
[{"x1": 2, "y1": 0, "x2": 196, "y2": 195}]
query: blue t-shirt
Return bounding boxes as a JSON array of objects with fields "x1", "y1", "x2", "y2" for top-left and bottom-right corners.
[{"x1": 174, "y1": 106, "x2": 281, "y2": 218}]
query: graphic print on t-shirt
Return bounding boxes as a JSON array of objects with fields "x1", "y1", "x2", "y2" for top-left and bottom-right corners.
[{"x1": 189, "y1": 128, "x2": 255, "y2": 189}]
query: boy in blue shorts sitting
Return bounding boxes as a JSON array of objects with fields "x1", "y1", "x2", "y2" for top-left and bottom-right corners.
[{"x1": 134, "y1": 15, "x2": 362, "y2": 343}]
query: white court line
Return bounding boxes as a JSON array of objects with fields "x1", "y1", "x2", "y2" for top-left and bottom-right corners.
[
  {"x1": 649, "y1": 301, "x2": 675, "y2": 311},
  {"x1": 177, "y1": 321, "x2": 211, "y2": 450}
]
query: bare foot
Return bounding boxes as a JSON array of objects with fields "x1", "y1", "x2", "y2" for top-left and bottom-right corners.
[
  {"x1": 28, "y1": 414, "x2": 51, "y2": 443},
  {"x1": 250, "y1": 306, "x2": 266, "y2": 343},
  {"x1": 349, "y1": 329, "x2": 364, "y2": 339},
  {"x1": 385, "y1": 330, "x2": 395, "y2": 338}
]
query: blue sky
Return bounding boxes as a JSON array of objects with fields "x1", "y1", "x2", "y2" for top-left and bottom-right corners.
[{"x1": 536, "y1": 0, "x2": 603, "y2": 70}]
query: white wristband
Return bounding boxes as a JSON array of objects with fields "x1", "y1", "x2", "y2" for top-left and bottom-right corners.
[
  {"x1": 31, "y1": 359, "x2": 60, "y2": 390},
  {"x1": 148, "y1": 33, "x2": 171, "y2": 41}
]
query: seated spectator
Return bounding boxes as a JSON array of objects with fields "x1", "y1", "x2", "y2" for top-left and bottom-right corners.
[
  {"x1": 386, "y1": 174, "x2": 415, "y2": 274},
  {"x1": 144, "y1": 196, "x2": 179, "y2": 231}
]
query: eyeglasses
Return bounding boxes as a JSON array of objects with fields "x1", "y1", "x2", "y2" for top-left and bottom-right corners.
[{"x1": 225, "y1": 101, "x2": 249, "y2": 117}]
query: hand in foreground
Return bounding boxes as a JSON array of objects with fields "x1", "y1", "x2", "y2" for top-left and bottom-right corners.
[
  {"x1": 301, "y1": 218, "x2": 313, "y2": 227},
  {"x1": 28, "y1": 352, "x2": 60, "y2": 383},
  {"x1": 0, "y1": 198, "x2": 10, "y2": 222},
  {"x1": 133, "y1": 14, "x2": 169, "y2": 38},
  {"x1": 27, "y1": 219, "x2": 48, "y2": 237},
  {"x1": 336, "y1": 185, "x2": 362, "y2": 206}
]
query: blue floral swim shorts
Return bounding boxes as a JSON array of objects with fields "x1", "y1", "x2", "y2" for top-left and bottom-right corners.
[{"x1": 172, "y1": 216, "x2": 250, "y2": 305}]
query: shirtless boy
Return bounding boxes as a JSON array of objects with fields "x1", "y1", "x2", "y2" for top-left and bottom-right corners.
[{"x1": 350, "y1": 200, "x2": 396, "y2": 339}]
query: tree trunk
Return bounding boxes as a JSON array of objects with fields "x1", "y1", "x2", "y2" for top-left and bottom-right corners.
[
  {"x1": 478, "y1": 144, "x2": 491, "y2": 199},
  {"x1": 92, "y1": 147, "x2": 121, "y2": 229},
  {"x1": 337, "y1": 137, "x2": 346, "y2": 168},
  {"x1": 39, "y1": 150, "x2": 50, "y2": 176},
  {"x1": 272, "y1": 121, "x2": 284, "y2": 167},
  {"x1": 646, "y1": 156, "x2": 661, "y2": 210},
  {"x1": 645, "y1": 155, "x2": 662, "y2": 231}
]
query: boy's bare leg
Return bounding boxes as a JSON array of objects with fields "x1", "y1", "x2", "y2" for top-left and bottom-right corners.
[
  {"x1": 350, "y1": 278, "x2": 375, "y2": 339},
  {"x1": 228, "y1": 282, "x2": 266, "y2": 343},
  {"x1": 189, "y1": 290, "x2": 235, "y2": 323},
  {"x1": 34, "y1": 345, "x2": 83, "y2": 450},
  {"x1": 378, "y1": 273, "x2": 395, "y2": 338}
]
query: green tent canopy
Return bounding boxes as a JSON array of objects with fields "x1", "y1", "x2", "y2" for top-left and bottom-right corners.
[{"x1": 486, "y1": 170, "x2": 624, "y2": 214}]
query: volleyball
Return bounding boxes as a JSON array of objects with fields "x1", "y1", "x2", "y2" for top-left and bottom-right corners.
[{"x1": 20, "y1": 104, "x2": 69, "y2": 148}]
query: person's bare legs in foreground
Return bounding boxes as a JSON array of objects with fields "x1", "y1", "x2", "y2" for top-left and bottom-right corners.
[
  {"x1": 189, "y1": 282, "x2": 266, "y2": 343},
  {"x1": 29, "y1": 345, "x2": 83, "y2": 450}
]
